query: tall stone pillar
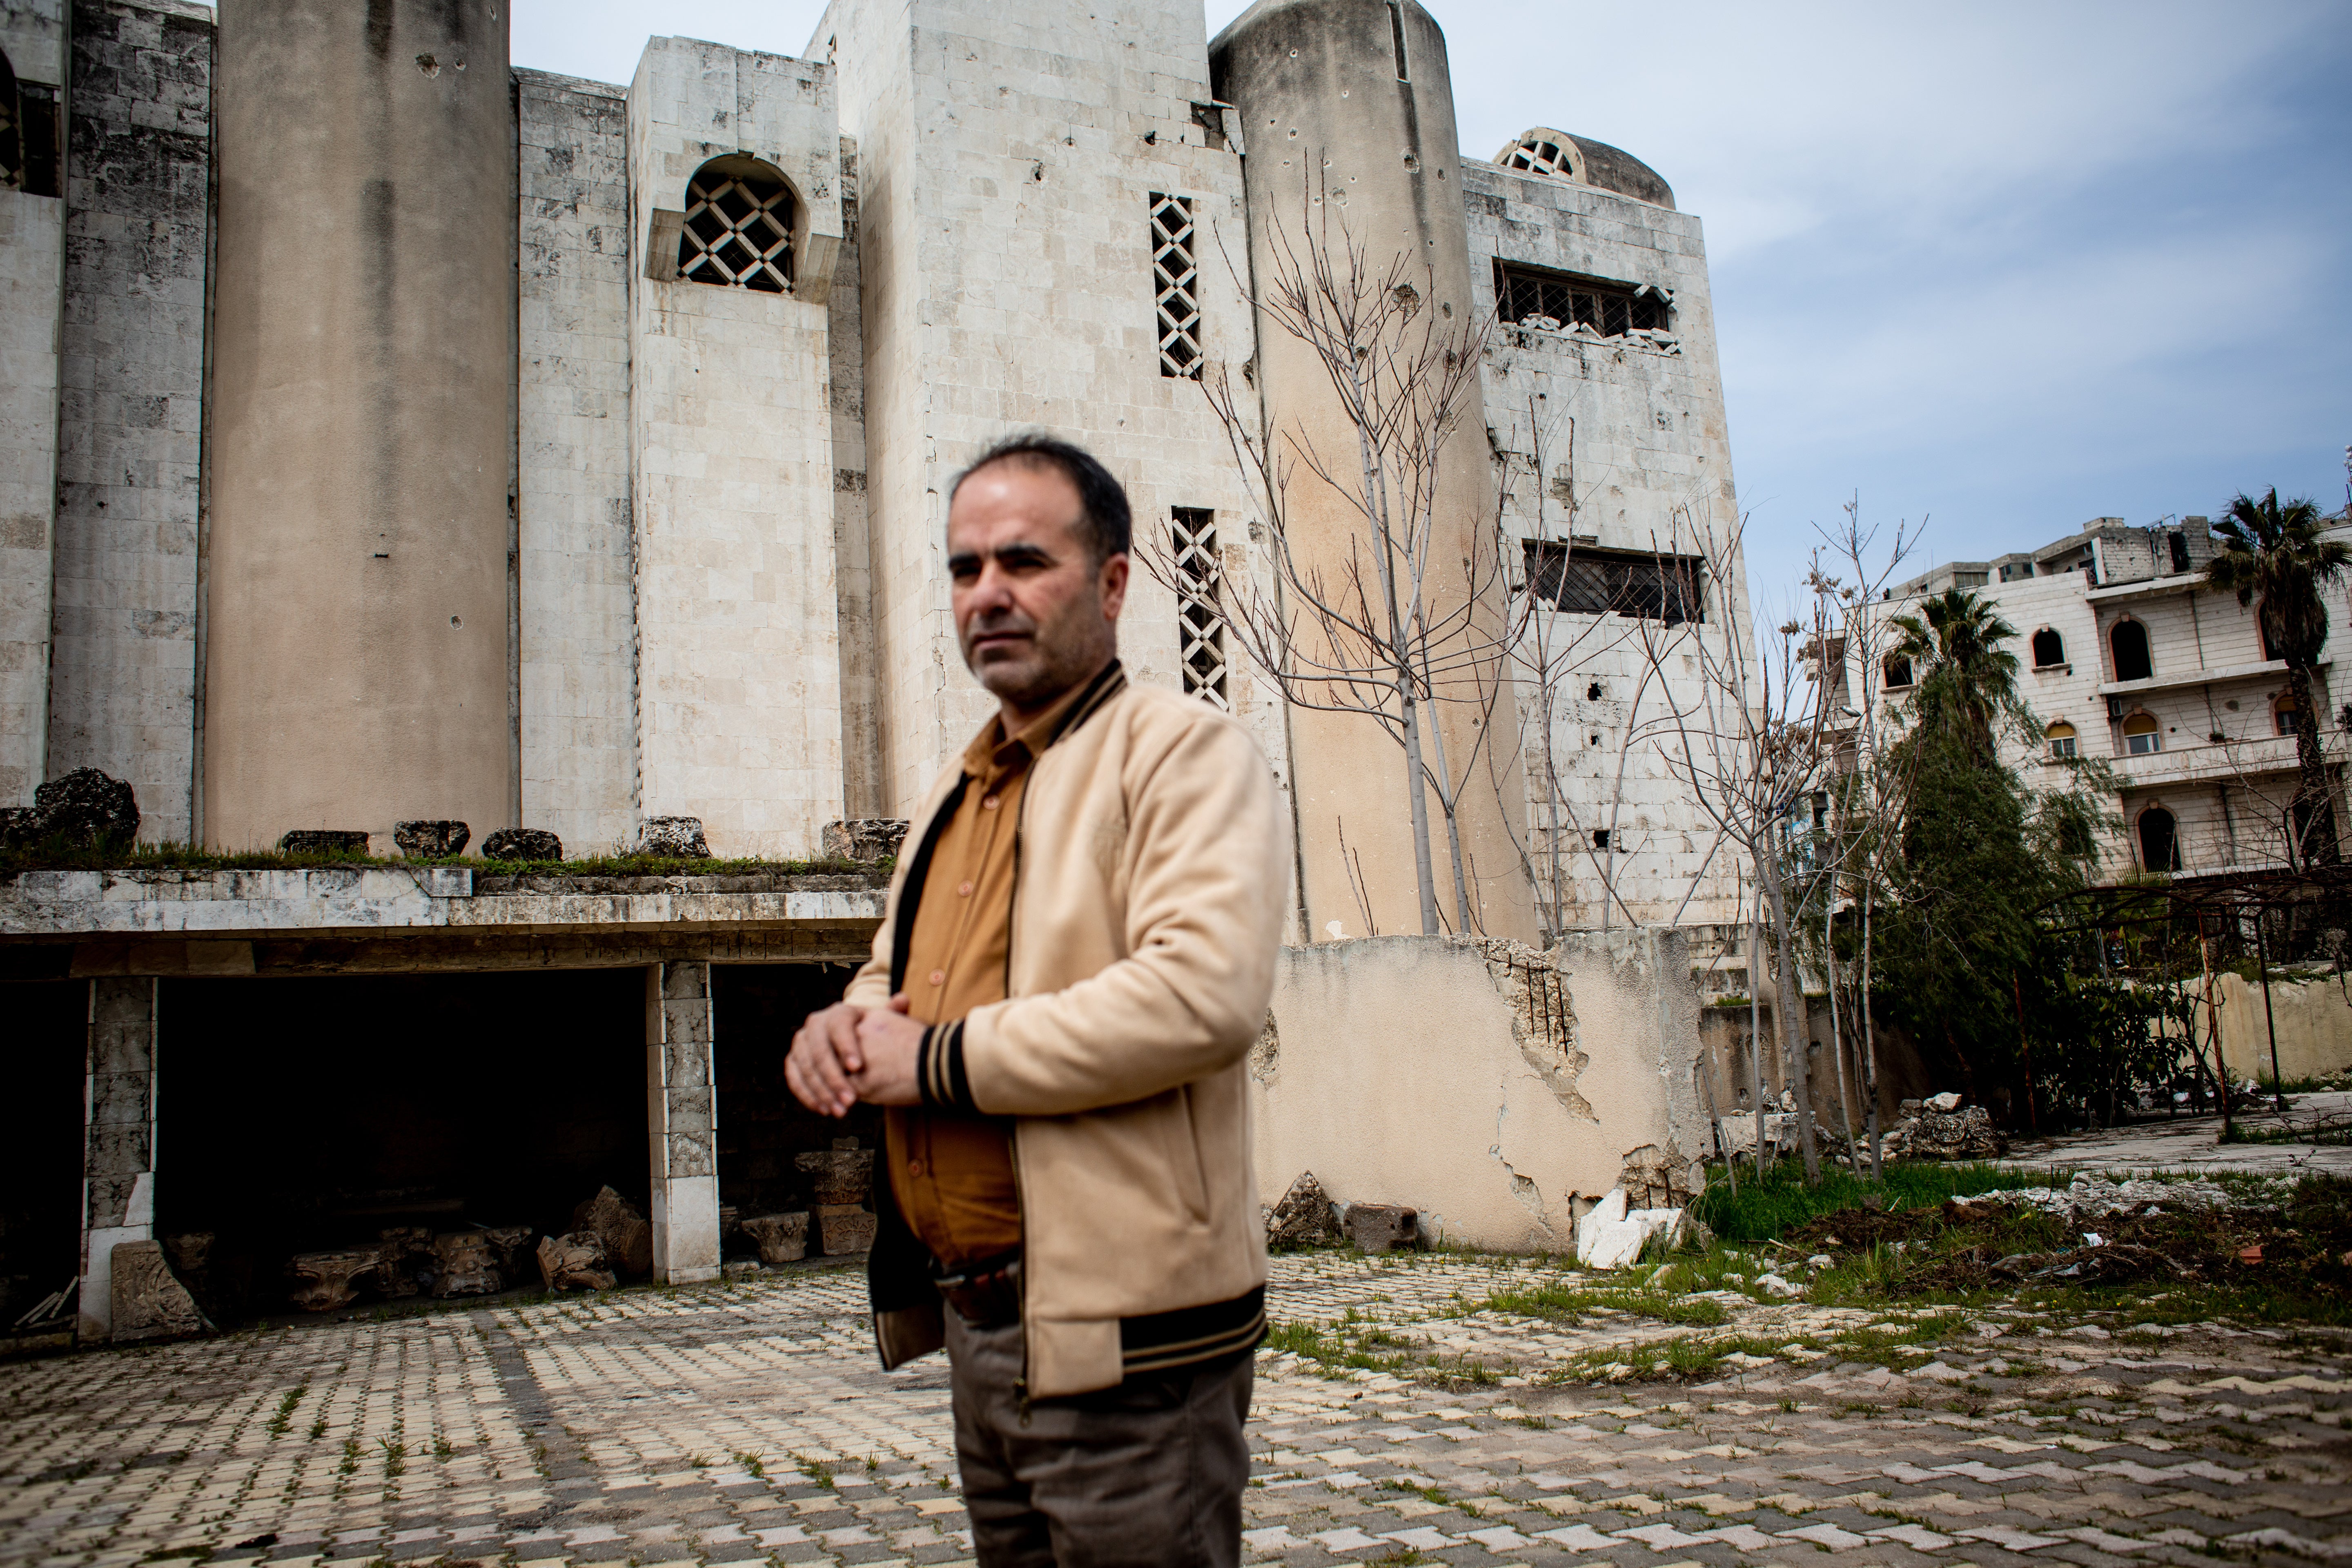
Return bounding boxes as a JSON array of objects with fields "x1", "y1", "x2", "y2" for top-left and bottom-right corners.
[
  {"x1": 78, "y1": 978, "x2": 158, "y2": 1342},
  {"x1": 645, "y1": 962, "x2": 722, "y2": 1283},
  {"x1": 1212, "y1": 0, "x2": 1535, "y2": 942},
  {"x1": 204, "y1": 0, "x2": 517, "y2": 849}
]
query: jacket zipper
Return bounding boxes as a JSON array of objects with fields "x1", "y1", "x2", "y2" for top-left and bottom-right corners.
[{"x1": 1009, "y1": 745, "x2": 1036, "y2": 1422}]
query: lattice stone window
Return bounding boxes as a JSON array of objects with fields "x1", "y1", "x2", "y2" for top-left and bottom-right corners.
[
  {"x1": 1498, "y1": 129, "x2": 1579, "y2": 182},
  {"x1": 1151, "y1": 193, "x2": 1202, "y2": 379},
  {"x1": 1172, "y1": 507, "x2": 1228, "y2": 708},
  {"x1": 1496, "y1": 261, "x2": 1668, "y2": 338},
  {"x1": 679, "y1": 159, "x2": 794, "y2": 294}
]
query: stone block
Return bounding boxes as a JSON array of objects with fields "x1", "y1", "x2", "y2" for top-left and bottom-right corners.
[
  {"x1": 537, "y1": 1231, "x2": 617, "y2": 1292},
  {"x1": 1, "y1": 766, "x2": 138, "y2": 848},
  {"x1": 571, "y1": 1185, "x2": 654, "y2": 1277},
  {"x1": 795, "y1": 1145, "x2": 875, "y2": 1206},
  {"x1": 813, "y1": 1203, "x2": 876, "y2": 1255},
  {"x1": 637, "y1": 816, "x2": 710, "y2": 857},
  {"x1": 820, "y1": 818, "x2": 908, "y2": 862},
  {"x1": 286, "y1": 1247, "x2": 379, "y2": 1312},
  {"x1": 741, "y1": 1212, "x2": 810, "y2": 1264},
  {"x1": 431, "y1": 1230, "x2": 501, "y2": 1297},
  {"x1": 393, "y1": 819, "x2": 470, "y2": 857},
  {"x1": 482, "y1": 827, "x2": 562, "y2": 860},
  {"x1": 109, "y1": 1239, "x2": 203, "y2": 1342},
  {"x1": 1347, "y1": 1203, "x2": 1418, "y2": 1254},
  {"x1": 1266, "y1": 1171, "x2": 1337, "y2": 1247}
]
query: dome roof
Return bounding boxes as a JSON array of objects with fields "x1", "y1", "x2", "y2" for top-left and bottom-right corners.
[{"x1": 1494, "y1": 127, "x2": 1675, "y2": 209}]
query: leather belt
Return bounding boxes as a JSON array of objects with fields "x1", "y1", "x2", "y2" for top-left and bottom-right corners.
[{"x1": 934, "y1": 1254, "x2": 1022, "y2": 1327}]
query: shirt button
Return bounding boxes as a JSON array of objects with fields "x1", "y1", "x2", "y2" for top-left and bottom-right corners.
[
  {"x1": 908, "y1": 1160, "x2": 926, "y2": 1178},
  {"x1": 958, "y1": 880, "x2": 974, "y2": 897},
  {"x1": 928, "y1": 969, "x2": 945, "y2": 986},
  {"x1": 981, "y1": 795, "x2": 1000, "y2": 810}
]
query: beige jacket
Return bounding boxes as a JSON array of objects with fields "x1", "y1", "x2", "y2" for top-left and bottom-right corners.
[{"x1": 846, "y1": 661, "x2": 1286, "y2": 1397}]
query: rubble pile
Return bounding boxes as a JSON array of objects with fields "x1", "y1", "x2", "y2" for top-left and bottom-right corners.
[
  {"x1": 0, "y1": 767, "x2": 139, "y2": 849},
  {"x1": 796, "y1": 1139, "x2": 877, "y2": 1255},
  {"x1": 1949, "y1": 1172, "x2": 2254, "y2": 1221},
  {"x1": 1880, "y1": 1091, "x2": 2006, "y2": 1160},
  {"x1": 1261, "y1": 1172, "x2": 1423, "y2": 1252}
]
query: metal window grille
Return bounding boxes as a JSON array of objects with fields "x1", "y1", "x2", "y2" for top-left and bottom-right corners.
[
  {"x1": 1523, "y1": 541, "x2": 1704, "y2": 625},
  {"x1": 679, "y1": 167, "x2": 794, "y2": 294},
  {"x1": 1152, "y1": 194, "x2": 1202, "y2": 379},
  {"x1": 1172, "y1": 508, "x2": 1228, "y2": 708},
  {"x1": 1494, "y1": 261, "x2": 1667, "y2": 338}
]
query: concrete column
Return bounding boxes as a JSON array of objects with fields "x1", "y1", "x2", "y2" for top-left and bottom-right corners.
[
  {"x1": 205, "y1": 0, "x2": 517, "y2": 849},
  {"x1": 78, "y1": 978, "x2": 158, "y2": 1343},
  {"x1": 645, "y1": 962, "x2": 722, "y2": 1283}
]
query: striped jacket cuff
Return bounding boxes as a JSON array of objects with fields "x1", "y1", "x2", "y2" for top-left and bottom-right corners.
[{"x1": 918, "y1": 1019, "x2": 976, "y2": 1111}]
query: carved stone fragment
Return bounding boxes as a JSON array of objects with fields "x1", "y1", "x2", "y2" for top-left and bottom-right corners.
[
  {"x1": 481, "y1": 1224, "x2": 535, "y2": 1274},
  {"x1": 110, "y1": 1240, "x2": 204, "y2": 1341},
  {"x1": 1265, "y1": 1172, "x2": 1337, "y2": 1247},
  {"x1": 394, "y1": 820, "x2": 470, "y2": 857},
  {"x1": 636, "y1": 816, "x2": 710, "y2": 857},
  {"x1": 740, "y1": 1212, "x2": 810, "y2": 1264},
  {"x1": 537, "y1": 1231, "x2": 617, "y2": 1292},
  {"x1": 431, "y1": 1230, "x2": 501, "y2": 1297},
  {"x1": 813, "y1": 1203, "x2": 878, "y2": 1256},
  {"x1": 376, "y1": 1227, "x2": 437, "y2": 1296},
  {"x1": 481, "y1": 828, "x2": 562, "y2": 860},
  {"x1": 794, "y1": 1144, "x2": 875, "y2": 1206},
  {"x1": 1346, "y1": 1203, "x2": 1419, "y2": 1254},
  {"x1": 287, "y1": 1248, "x2": 381, "y2": 1312},
  {"x1": 571, "y1": 1186, "x2": 654, "y2": 1278},
  {"x1": 820, "y1": 819, "x2": 909, "y2": 862}
]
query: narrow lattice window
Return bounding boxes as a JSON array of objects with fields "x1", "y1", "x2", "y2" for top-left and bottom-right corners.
[
  {"x1": 1172, "y1": 507, "x2": 1228, "y2": 708},
  {"x1": 679, "y1": 160, "x2": 794, "y2": 294},
  {"x1": 1151, "y1": 194, "x2": 1201, "y2": 379}
]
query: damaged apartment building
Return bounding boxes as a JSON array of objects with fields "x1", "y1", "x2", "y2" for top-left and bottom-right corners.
[{"x1": 0, "y1": 0, "x2": 1748, "y2": 1341}]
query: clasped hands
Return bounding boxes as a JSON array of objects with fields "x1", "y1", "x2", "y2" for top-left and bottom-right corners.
[{"x1": 786, "y1": 994, "x2": 927, "y2": 1116}]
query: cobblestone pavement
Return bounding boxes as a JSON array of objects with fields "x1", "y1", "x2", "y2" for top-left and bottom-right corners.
[{"x1": 2, "y1": 1252, "x2": 2345, "y2": 1568}]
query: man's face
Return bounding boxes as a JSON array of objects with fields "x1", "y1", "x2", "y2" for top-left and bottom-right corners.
[{"x1": 947, "y1": 459, "x2": 1128, "y2": 719}]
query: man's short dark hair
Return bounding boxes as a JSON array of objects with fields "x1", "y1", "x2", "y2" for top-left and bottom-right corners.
[{"x1": 950, "y1": 432, "x2": 1132, "y2": 563}]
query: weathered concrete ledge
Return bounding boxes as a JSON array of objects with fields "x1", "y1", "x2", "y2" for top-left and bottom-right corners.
[{"x1": 0, "y1": 867, "x2": 890, "y2": 977}]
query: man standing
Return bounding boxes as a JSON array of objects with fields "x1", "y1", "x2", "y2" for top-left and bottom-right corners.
[{"x1": 786, "y1": 434, "x2": 1287, "y2": 1567}]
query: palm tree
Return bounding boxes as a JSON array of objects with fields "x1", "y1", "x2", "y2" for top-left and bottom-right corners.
[
  {"x1": 2204, "y1": 489, "x2": 2350, "y2": 867},
  {"x1": 1889, "y1": 588, "x2": 2021, "y2": 764}
]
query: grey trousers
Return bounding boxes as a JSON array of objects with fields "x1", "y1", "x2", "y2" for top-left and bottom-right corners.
[{"x1": 944, "y1": 1310, "x2": 1253, "y2": 1568}]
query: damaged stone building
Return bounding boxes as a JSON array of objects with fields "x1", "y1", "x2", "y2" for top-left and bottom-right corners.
[{"x1": 0, "y1": 0, "x2": 1749, "y2": 1341}]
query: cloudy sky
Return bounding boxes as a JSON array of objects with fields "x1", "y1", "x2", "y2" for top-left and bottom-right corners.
[{"x1": 514, "y1": 0, "x2": 2352, "y2": 604}]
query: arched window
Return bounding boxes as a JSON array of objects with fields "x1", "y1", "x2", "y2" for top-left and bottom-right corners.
[
  {"x1": 2031, "y1": 627, "x2": 2065, "y2": 668},
  {"x1": 1496, "y1": 128, "x2": 1583, "y2": 183},
  {"x1": 2047, "y1": 720, "x2": 2077, "y2": 760},
  {"x1": 2110, "y1": 617, "x2": 2152, "y2": 682},
  {"x1": 2275, "y1": 693, "x2": 2300, "y2": 735},
  {"x1": 1882, "y1": 653, "x2": 1914, "y2": 690},
  {"x1": 2123, "y1": 711, "x2": 2160, "y2": 755},
  {"x1": 678, "y1": 157, "x2": 794, "y2": 293},
  {"x1": 2136, "y1": 804, "x2": 2180, "y2": 872}
]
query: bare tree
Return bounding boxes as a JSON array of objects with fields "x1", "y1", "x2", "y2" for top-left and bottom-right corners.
[{"x1": 1148, "y1": 197, "x2": 1514, "y2": 935}]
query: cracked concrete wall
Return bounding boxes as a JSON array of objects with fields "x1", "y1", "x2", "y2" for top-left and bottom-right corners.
[{"x1": 1252, "y1": 929, "x2": 1708, "y2": 1252}]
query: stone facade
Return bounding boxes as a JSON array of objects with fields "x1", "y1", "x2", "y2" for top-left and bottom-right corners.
[{"x1": 1889, "y1": 514, "x2": 2352, "y2": 878}]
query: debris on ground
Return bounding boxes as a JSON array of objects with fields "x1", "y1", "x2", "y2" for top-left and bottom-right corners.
[
  {"x1": 1265, "y1": 1172, "x2": 1339, "y2": 1248},
  {"x1": 1879, "y1": 1094, "x2": 2005, "y2": 1160},
  {"x1": 1575, "y1": 1187, "x2": 1687, "y2": 1268}
]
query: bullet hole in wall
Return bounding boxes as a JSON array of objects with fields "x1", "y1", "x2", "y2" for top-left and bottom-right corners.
[{"x1": 1586, "y1": 681, "x2": 1603, "y2": 700}]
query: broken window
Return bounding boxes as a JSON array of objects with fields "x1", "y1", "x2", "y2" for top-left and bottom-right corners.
[
  {"x1": 1494, "y1": 261, "x2": 1668, "y2": 338},
  {"x1": 2031, "y1": 627, "x2": 2065, "y2": 668},
  {"x1": 1523, "y1": 541, "x2": 1703, "y2": 624},
  {"x1": 2136, "y1": 804, "x2": 2180, "y2": 872},
  {"x1": 2110, "y1": 618, "x2": 2152, "y2": 682},
  {"x1": 678, "y1": 159, "x2": 793, "y2": 293},
  {"x1": 1171, "y1": 507, "x2": 1228, "y2": 708},
  {"x1": 2275, "y1": 693, "x2": 2300, "y2": 735},
  {"x1": 1882, "y1": 653, "x2": 1915, "y2": 690},
  {"x1": 1151, "y1": 193, "x2": 1201, "y2": 379}
]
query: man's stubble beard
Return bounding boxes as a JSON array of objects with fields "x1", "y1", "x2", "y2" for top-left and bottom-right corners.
[{"x1": 962, "y1": 589, "x2": 1111, "y2": 713}]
